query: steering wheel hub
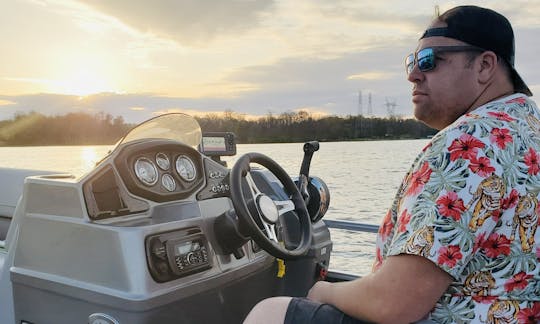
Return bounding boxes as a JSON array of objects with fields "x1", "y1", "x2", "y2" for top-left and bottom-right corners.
[{"x1": 257, "y1": 195, "x2": 279, "y2": 223}]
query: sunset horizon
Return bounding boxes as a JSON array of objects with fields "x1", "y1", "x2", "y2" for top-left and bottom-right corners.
[{"x1": 2, "y1": 1, "x2": 539, "y2": 123}]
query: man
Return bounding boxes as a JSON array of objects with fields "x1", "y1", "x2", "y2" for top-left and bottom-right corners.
[{"x1": 244, "y1": 5, "x2": 539, "y2": 324}]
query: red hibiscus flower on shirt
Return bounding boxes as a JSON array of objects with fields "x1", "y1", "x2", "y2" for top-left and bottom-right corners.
[
  {"x1": 397, "y1": 209, "x2": 411, "y2": 233},
  {"x1": 473, "y1": 232, "x2": 487, "y2": 253},
  {"x1": 437, "y1": 245, "x2": 462, "y2": 267},
  {"x1": 524, "y1": 148, "x2": 540, "y2": 175},
  {"x1": 468, "y1": 155, "x2": 496, "y2": 177},
  {"x1": 379, "y1": 210, "x2": 394, "y2": 240},
  {"x1": 506, "y1": 97, "x2": 527, "y2": 105},
  {"x1": 480, "y1": 233, "x2": 511, "y2": 258},
  {"x1": 501, "y1": 189, "x2": 519, "y2": 210},
  {"x1": 487, "y1": 111, "x2": 516, "y2": 122},
  {"x1": 490, "y1": 128, "x2": 513, "y2": 149},
  {"x1": 405, "y1": 161, "x2": 432, "y2": 196},
  {"x1": 518, "y1": 302, "x2": 540, "y2": 324},
  {"x1": 448, "y1": 134, "x2": 485, "y2": 161},
  {"x1": 436, "y1": 191, "x2": 466, "y2": 221},
  {"x1": 504, "y1": 271, "x2": 533, "y2": 292},
  {"x1": 472, "y1": 295, "x2": 498, "y2": 304}
]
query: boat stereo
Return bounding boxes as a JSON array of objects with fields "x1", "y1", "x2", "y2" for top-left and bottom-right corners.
[{"x1": 145, "y1": 228, "x2": 211, "y2": 282}]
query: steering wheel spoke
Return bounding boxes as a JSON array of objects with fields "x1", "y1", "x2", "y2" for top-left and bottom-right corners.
[
  {"x1": 262, "y1": 222, "x2": 279, "y2": 243},
  {"x1": 244, "y1": 172, "x2": 262, "y2": 199},
  {"x1": 274, "y1": 199, "x2": 295, "y2": 216}
]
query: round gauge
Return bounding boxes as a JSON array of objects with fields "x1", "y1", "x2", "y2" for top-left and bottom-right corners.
[
  {"x1": 134, "y1": 157, "x2": 159, "y2": 186},
  {"x1": 155, "y1": 152, "x2": 170, "y2": 170},
  {"x1": 161, "y1": 173, "x2": 176, "y2": 192},
  {"x1": 175, "y1": 155, "x2": 197, "y2": 181}
]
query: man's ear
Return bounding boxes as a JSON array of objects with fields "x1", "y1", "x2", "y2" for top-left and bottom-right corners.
[{"x1": 477, "y1": 51, "x2": 498, "y2": 84}]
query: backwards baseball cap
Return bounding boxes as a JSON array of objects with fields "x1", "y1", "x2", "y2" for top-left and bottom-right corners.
[{"x1": 421, "y1": 5, "x2": 532, "y2": 96}]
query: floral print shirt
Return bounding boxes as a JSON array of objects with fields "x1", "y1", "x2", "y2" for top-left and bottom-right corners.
[{"x1": 374, "y1": 94, "x2": 540, "y2": 323}]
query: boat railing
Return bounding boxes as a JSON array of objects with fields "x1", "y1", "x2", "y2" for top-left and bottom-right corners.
[
  {"x1": 323, "y1": 219, "x2": 379, "y2": 233},
  {"x1": 322, "y1": 219, "x2": 378, "y2": 281}
]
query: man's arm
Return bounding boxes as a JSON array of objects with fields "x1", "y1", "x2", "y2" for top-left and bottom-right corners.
[{"x1": 307, "y1": 254, "x2": 453, "y2": 324}]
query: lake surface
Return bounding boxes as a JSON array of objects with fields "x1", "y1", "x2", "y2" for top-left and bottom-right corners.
[{"x1": 0, "y1": 139, "x2": 429, "y2": 275}]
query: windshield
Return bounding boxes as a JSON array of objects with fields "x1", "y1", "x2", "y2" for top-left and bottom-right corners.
[{"x1": 116, "y1": 113, "x2": 202, "y2": 149}]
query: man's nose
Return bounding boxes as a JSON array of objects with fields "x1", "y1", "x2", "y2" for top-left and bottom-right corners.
[{"x1": 407, "y1": 63, "x2": 424, "y2": 83}]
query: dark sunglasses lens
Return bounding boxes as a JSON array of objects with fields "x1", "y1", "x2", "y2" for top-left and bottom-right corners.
[
  {"x1": 417, "y1": 48, "x2": 435, "y2": 72},
  {"x1": 405, "y1": 54, "x2": 415, "y2": 74}
]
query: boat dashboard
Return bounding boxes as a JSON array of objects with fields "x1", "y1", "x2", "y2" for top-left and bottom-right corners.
[
  {"x1": 5, "y1": 114, "x2": 332, "y2": 323},
  {"x1": 78, "y1": 138, "x2": 267, "y2": 283}
]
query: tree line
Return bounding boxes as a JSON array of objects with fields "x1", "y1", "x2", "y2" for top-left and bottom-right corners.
[
  {"x1": 195, "y1": 110, "x2": 436, "y2": 143},
  {"x1": 0, "y1": 112, "x2": 130, "y2": 146},
  {"x1": 0, "y1": 110, "x2": 436, "y2": 146}
]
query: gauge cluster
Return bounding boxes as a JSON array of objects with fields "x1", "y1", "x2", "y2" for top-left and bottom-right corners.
[
  {"x1": 114, "y1": 141, "x2": 205, "y2": 202},
  {"x1": 133, "y1": 154, "x2": 198, "y2": 192}
]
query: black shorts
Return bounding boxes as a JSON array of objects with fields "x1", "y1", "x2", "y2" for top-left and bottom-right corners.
[{"x1": 284, "y1": 297, "x2": 374, "y2": 324}]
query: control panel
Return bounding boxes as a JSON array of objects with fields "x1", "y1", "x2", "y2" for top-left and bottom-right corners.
[
  {"x1": 197, "y1": 159, "x2": 230, "y2": 200},
  {"x1": 146, "y1": 228, "x2": 211, "y2": 283}
]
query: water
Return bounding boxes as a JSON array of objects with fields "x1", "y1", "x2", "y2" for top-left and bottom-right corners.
[{"x1": 0, "y1": 140, "x2": 429, "y2": 275}]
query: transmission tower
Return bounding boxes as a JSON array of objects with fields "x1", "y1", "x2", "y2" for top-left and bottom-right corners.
[
  {"x1": 358, "y1": 90, "x2": 363, "y2": 116},
  {"x1": 385, "y1": 97, "x2": 397, "y2": 117},
  {"x1": 367, "y1": 93, "x2": 372, "y2": 115}
]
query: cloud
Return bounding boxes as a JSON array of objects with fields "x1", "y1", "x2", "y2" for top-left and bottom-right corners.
[
  {"x1": 213, "y1": 40, "x2": 413, "y2": 113},
  {"x1": 347, "y1": 72, "x2": 397, "y2": 81},
  {"x1": 0, "y1": 100, "x2": 15, "y2": 106},
  {"x1": 318, "y1": 1, "x2": 431, "y2": 32},
  {"x1": 75, "y1": 0, "x2": 276, "y2": 45}
]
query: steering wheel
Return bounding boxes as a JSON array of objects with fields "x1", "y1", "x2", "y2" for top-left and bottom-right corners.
[{"x1": 229, "y1": 153, "x2": 312, "y2": 260}]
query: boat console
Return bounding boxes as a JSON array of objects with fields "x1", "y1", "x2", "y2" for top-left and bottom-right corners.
[{"x1": 0, "y1": 114, "x2": 332, "y2": 324}]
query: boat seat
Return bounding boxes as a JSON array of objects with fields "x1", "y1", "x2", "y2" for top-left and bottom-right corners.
[{"x1": 0, "y1": 168, "x2": 59, "y2": 241}]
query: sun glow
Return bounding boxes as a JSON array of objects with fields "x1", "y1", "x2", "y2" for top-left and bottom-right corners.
[{"x1": 48, "y1": 67, "x2": 115, "y2": 96}]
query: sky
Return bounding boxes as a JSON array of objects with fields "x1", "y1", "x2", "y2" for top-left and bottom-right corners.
[{"x1": 1, "y1": 0, "x2": 540, "y2": 124}]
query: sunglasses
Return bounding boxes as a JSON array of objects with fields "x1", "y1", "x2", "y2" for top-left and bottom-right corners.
[{"x1": 405, "y1": 45, "x2": 485, "y2": 74}]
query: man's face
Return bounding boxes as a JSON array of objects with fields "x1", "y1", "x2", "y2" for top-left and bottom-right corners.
[{"x1": 407, "y1": 26, "x2": 481, "y2": 130}]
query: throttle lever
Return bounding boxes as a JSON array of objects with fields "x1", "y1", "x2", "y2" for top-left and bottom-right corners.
[{"x1": 298, "y1": 141, "x2": 319, "y2": 204}]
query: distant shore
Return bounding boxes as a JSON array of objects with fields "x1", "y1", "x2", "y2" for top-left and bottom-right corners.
[{"x1": 0, "y1": 111, "x2": 436, "y2": 146}]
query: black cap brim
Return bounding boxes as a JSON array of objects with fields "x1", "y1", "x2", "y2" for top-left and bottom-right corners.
[{"x1": 512, "y1": 68, "x2": 533, "y2": 96}]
